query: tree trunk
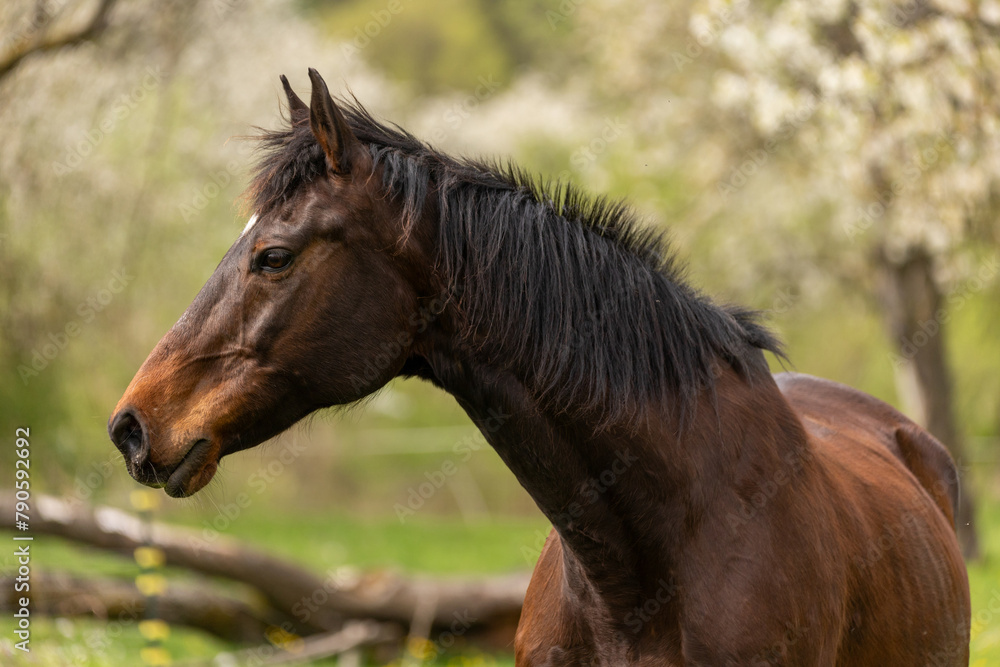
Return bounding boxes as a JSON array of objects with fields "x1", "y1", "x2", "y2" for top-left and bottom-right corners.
[{"x1": 875, "y1": 248, "x2": 979, "y2": 559}]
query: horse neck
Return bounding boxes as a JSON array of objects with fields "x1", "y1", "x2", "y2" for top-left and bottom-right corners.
[
  {"x1": 400, "y1": 178, "x2": 805, "y2": 618},
  {"x1": 418, "y1": 334, "x2": 805, "y2": 617}
]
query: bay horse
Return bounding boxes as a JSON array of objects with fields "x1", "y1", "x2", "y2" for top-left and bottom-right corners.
[{"x1": 109, "y1": 70, "x2": 970, "y2": 665}]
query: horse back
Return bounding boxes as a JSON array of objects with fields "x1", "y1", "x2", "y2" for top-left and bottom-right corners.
[{"x1": 774, "y1": 371, "x2": 960, "y2": 526}]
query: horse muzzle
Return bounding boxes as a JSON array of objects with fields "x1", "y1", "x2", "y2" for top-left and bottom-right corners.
[{"x1": 108, "y1": 407, "x2": 220, "y2": 497}]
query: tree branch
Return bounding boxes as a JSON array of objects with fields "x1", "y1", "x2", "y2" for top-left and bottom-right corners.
[
  {"x1": 216, "y1": 621, "x2": 401, "y2": 666},
  {"x1": 0, "y1": 492, "x2": 529, "y2": 636},
  {"x1": 0, "y1": 0, "x2": 118, "y2": 81},
  {"x1": 0, "y1": 571, "x2": 276, "y2": 643}
]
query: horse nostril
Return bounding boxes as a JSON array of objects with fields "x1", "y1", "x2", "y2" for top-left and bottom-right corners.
[{"x1": 110, "y1": 409, "x2": 148, "y2": 466}]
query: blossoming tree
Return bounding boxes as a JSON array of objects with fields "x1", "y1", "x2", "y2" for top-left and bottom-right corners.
[{"x1": 575, "y1": 0, "x2": 1000, "y2": 556}]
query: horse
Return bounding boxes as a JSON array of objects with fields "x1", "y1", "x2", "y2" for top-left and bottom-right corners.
[{"x1": 109, "y1": 69, "x2": 970, "y2": 665}]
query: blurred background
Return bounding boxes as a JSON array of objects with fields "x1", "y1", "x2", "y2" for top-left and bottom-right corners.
[{"x1": 0, "y1": 0, "x2": 998, "y2": 664}]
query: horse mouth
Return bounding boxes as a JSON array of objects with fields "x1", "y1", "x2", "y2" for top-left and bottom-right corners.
[{"x1": 164, "y1": 439, "x2": 218, "y2": 498}]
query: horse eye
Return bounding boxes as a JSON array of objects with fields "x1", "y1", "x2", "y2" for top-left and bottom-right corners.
[{"x1": 259, "y1": 248, "x2": 294, "y2": 273}]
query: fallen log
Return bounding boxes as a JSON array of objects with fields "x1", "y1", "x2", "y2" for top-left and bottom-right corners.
[
  {"x1": 0, "y1": 571, "x2": 276, "y2": 643},
  {"x1": 0, "y1": 492, "x2": 527, "y2": 642},
  {"x1": 213, "y1": 620, "x2": 401, "y2": 666}
]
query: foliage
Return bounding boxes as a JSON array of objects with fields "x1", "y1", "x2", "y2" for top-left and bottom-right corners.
[
  {"x1": 304, "y1": 0, "x2": 570, "y2": 94},
  {"x1": 695, "y1": 0, "x2": 1000, "y2": 292},
  {"x1": 564, "y1": 0, "x2": 999, "y2": 449}
]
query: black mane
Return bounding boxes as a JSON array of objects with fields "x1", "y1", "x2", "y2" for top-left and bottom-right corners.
[{"x1": 246, "y1": 98, "x2": 783, "y2": 427}]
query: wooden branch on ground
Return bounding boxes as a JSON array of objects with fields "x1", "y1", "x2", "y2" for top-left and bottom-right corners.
[
  {"x1": 0, "y1": 492, "x2": 528, "y2": 640},
  {"x1": 0, "y1": 571, "x2": 276, "y2": 643},
  {"x1": 2, "y1": 493, "x2": 342, "y2": 633},
  {"x1": 215, "y1": 620, "x2": 401, "y2": 666}
]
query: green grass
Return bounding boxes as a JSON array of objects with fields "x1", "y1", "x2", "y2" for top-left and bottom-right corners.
[
  {"x1": 968, "y1": 509, "x2": 1000, "y2": 665},
  {"x1": 0, "y1": 512, "x2": 551, "y2": 584},
  {"x1": 2, "y1": 487, "x2": 998, "y2": 665},
  {"x1": 187, "y1": 512, "x2": 551, "y2": 575},
  {"x1": 0, "y1": 616, "x2": 227, "y2": 667},
  {"x1": 0, "y1": 514, "x2": 546, "y2": 666}
]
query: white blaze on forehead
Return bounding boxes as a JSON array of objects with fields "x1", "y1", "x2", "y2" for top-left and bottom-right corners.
[{"x1": 241, "y1": 213, "x2": 259, "y2": 237}]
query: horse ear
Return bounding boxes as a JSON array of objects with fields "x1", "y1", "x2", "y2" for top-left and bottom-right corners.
[
  {"x1": 307, "y1": 68, "x2": 361, "y2": 175},
  {"x1": 280, "y1": 74, "x2": 308, "y2": 115}
]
